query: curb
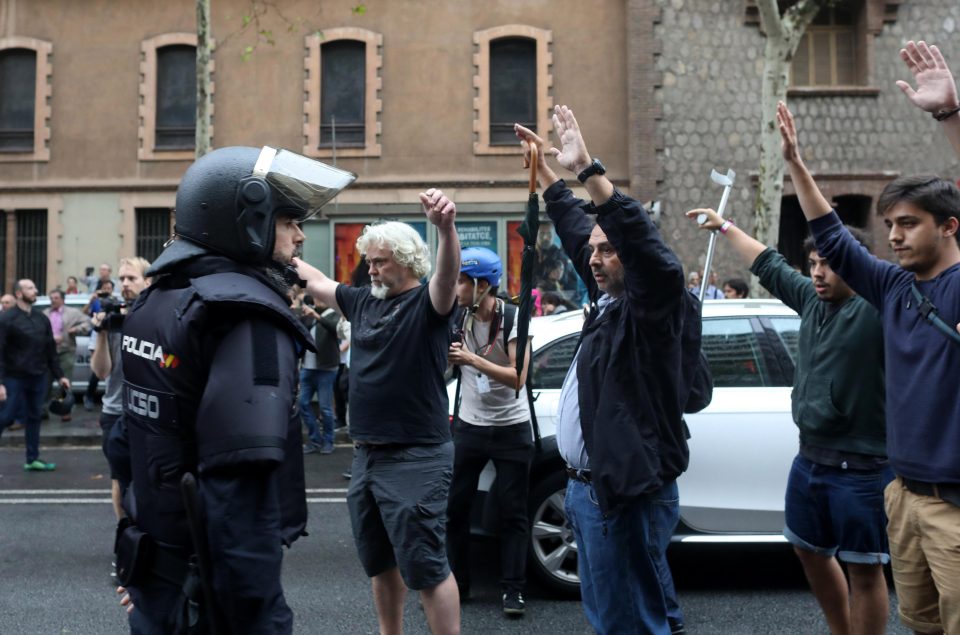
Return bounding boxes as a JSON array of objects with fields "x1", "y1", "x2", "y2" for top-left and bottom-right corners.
[{"x1": 2, "y1": 425, "x2": 355, "y2": 449}]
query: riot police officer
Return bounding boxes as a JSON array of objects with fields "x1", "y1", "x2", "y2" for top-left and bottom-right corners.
[{"x1": 107, "y1": 146, "x2": 354, "y2": 633}]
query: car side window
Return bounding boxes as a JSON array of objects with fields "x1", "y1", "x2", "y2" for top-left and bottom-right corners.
[
  {"x1": 530, "y1": 334, "x2": 579, "y2": 390},
  {"x1": 702, "y1": 318, "x2": 769, "y2": 388},
  {"x1": 767, "y1": 317, "x2": 800, "y2": 366}
]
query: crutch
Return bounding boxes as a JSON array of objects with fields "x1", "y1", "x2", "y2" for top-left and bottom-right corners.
[{"x1": 697, "y1": 169, "x2": 736, "y2": 304}]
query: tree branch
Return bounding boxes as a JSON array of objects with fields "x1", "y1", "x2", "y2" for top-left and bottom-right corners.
[{"x1": 755, "y1": 0, "x2": 784, "y2": 40}]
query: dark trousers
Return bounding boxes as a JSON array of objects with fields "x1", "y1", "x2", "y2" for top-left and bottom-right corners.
[
  {"x1": 446, "y1": 419, "x2": 534, "y2": 594},
  {"x1": 85, "y1": 371, "x2": 99, "y2": 402},
  {"x1": 0, "y1": 374, "x2": 47, "y2": 463}
]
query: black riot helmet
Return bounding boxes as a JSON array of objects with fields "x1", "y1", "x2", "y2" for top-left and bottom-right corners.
[
  {"x1": 48, "y1": 386, "x2": 75, "y2": 417},
  {"x1": 149, "y1": 146, "x2": 356, "y2": 276}
]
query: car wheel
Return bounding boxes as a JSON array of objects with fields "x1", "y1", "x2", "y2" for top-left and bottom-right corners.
[{"x1": 527, "y1": 470, "x2": 580, "y2": 597}]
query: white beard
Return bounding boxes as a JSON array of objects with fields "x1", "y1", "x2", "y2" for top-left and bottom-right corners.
[{"x1": 370, "y1": 284, "x2": 388, "y2": 300}]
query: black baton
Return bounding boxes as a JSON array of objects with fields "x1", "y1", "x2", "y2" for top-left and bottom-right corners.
[{"x1": 180, "y1": 472, "x2": 226, "y2": 635}]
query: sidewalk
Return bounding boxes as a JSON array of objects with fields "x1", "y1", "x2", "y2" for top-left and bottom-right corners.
[
  {"x1": 0, "y1": 403, "x2": 104, "y2": 447},
  {"x1": 1, "y1": 402, "x2": 353, "y2": 447}
]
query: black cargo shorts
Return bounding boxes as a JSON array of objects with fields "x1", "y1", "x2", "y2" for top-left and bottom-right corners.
[{"x1": 347, "y1": 441, "x2": 454, "y2": 590}]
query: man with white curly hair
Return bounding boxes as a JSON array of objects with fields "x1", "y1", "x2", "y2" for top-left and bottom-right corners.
[{"x1": 296, "y1": 188, "x2": 462, "y2": 635}]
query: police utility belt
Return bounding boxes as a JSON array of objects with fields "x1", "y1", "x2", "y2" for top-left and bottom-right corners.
[{"x1": 114, "y1": 517, "x2": 191, "y2": 588}]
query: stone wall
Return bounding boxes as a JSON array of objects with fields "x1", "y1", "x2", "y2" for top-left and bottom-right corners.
[{"x1": 651, "y1": 0, "x2": 960, "y2": 289}]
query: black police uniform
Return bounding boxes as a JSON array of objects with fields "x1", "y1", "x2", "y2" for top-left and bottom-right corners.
[{"x1": 108, "y1": 255, "x2": 313, "y2": 634}]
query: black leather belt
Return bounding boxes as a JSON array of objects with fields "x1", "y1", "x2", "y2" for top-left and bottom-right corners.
[
  {"x1": 902, "y1": 477, "x2": 960, "y2": 507},
  {"x1": 565, "y1": 467, "x2": 591, "y2": 484}
]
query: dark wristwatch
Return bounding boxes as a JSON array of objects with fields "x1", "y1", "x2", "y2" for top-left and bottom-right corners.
[
  {"x1": 933, "y1": 105, "x2": 960, "y2": 122},
  {"x1": 577, "y1": 158, "x2": 606, "y2": 184}
]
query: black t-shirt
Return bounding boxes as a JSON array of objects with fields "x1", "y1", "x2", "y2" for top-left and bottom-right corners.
[{"x1": 336, "y1": 283, "x2": 454, "y2": 444}]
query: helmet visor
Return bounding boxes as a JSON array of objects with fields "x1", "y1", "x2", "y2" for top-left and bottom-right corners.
[{"x1": 253, "y1": 146, "x2": 357, "y2": 220}]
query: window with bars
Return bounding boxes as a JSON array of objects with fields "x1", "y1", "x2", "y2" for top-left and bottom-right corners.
[
  {"x1": 156, "y1": 45, "x2": 196, "y2": 150},
  {"x1": 16, "y1": 209, "x2": 46, "y2": 293},
  {"x1": 136, "y1": 208, "x2": 172, "y2": 263},
  {"x1": 320, "y1": 40, "x2": 366, "y2": 147},
  {"x1": 0, "y1": 48, "x2": 36, "y2": 152},
  {"x1": 791, "y1": 4, "x2": 860, "y2": 87},
  {"x1": 489, "y1": 38, "x2": 537, "y2": 145}
]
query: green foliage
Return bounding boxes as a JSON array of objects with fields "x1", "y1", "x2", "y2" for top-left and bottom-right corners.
[{"x1": 352, "y1": 4, "x2": 367, "y2": 15}]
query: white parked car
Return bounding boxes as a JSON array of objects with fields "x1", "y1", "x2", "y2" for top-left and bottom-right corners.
[{"x1": 451, "y1": 299, "x2": 801, "y2": 595}]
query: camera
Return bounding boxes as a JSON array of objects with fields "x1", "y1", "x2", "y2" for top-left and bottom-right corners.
[{"x1": 100, "y1": 295, "x2": 127, "y2": 316}]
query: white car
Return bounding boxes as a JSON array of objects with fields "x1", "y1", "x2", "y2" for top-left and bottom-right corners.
[{"x1": 452, "y1": 299, "x2": 801, "y2": 595}]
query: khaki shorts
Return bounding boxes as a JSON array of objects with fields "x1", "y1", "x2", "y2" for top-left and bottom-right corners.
[{"x1": 885, "y1": 477, "x2": 960, "y2": 634}]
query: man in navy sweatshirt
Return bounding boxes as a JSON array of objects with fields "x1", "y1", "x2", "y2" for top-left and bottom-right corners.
[{"x1": 777, "y1": 39, "x2": 960, "y2": 634}]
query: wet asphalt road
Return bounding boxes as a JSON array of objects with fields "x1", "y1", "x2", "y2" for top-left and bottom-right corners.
[{"x1": 0, "y1": 445, "x2": 910, "y2": 634}]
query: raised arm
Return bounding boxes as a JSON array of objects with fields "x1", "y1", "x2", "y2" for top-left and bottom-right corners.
[
  {"x1": 684, "y1": 208, "x2": 766, "y2": 266},
  {"x1": 897, "y1": 40, "x2": 960, "y2": 159},
  {"x1": 421, "y1": 188, "x2": 460, "y2": 316},
  {"x1": 549, "y1": 105, "x2": 615, "y2": 206},
  {"x1": 292, "y1": 258, "x2": 341, "y2": 315},
  {"x1": 777, "y1": 101, "x2": 833, "y2": 221},
  {"x1": 685, "y1": 207, "x2": 815, "y2": 313}
]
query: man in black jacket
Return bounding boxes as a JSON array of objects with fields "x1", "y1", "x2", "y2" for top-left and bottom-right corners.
[
  {"x1": 0, "y1": 278, "x2": 71, "y2": 471},
  {"x1": 516, "y1": 107, "x2": 689, "y2": 635}
]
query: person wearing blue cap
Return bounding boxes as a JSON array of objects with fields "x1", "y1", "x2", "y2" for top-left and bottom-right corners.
[{"x1": 446, "y1": 247, "x2": 534, "y2": 617}]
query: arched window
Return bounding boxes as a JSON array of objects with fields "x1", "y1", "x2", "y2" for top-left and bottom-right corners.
[
  {"x1": 155, "y1": 45, "x2": 197, "y2": 149},
  {"x1": 320, "y1": 40, "x2": 366, "y2": 147},
  {"x1": 139, "y1": 33, "x2": 212, "y2": 161},
  {"x1": 473, "y1": 25, "x2": 552, "y2": 155},
  {"x1": 0, "y1": 37, "x2": 52, "y2": 162},
  {"x1": 489, "y1": 38, "x2": 537, "y2": 145},
  {"x1": 791, "y1": 3, "x2": 858, "y2": 87},
  {"x1": 304, "y1": 28, "x2": 382, "y2": 158},
  {"x1": 0, "y1": 49, "x2": 36, "y2": 152}
]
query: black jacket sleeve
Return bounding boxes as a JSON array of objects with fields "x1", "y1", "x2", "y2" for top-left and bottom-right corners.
[
  {"x1": 593, "y1": 190, "x2": 685, "y2": 321},
  {"x1": 544, "y1": 180, "x2": 601, "y2": 301}
]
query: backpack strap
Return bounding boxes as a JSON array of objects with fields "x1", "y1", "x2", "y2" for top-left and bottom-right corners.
[{"x1": 911, "y1": 283, "x2": 960, "y2": 346}]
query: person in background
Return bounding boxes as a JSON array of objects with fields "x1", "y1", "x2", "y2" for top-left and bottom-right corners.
[
  {"x1": 0, "y1": 279, "x2": 71, "y2": 471},
  {"x1": 1, "y1": 294, "x2": 15, "y2": 311},
  {"x1": 43, "y1": 288, "x2": 91, "y2": 422},
  {"x1": 297, "y1": 292, "x2": 341, "y2": 455},
  {"x1": 91, "y1": 257, "x2": 151, "y2": 521},
  {"x1": 81, "y1": 278, "x2": 115, "y2": 410},
  {"x1": 65, "y1": 277, "x2": 80, "y2": 295},
  {"x1": 722, "y1": 278, "x2": 750, "y2": 299}
]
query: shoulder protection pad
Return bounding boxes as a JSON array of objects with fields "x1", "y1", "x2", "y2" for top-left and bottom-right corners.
[{"x1": 189, "y1": 272, "x2": 315, "y2": 352}]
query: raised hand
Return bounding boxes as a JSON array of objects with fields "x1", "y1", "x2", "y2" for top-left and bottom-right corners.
[
  {"x1": 776, "y1": 101, "x2": 802, "y2": 165},
  {"x1": 514, "y1": 124, "x2": 558, "y2": 186},
  {"x1": 550, "y1": 105, "x2": 592, "y2": 174},
  {"x1": 419, "y1": 188, "x2": 456, "y2": 229},
  {"x1": 897, "y1": 41, "x2": 959, "y2": 113},
  {"x1": 685, "y1": 208, "x2": 724, "y2": 232}
]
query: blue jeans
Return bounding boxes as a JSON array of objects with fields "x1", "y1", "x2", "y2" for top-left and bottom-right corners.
[
  {"x1": 784, "y1": 454, "x2": 894, "y2": 564},
  {"x1": 649, "y1": 481, "x2": 684, "y2": 627},
  {"x1": 565, "y1": 478, "x2": 676, "y2": 635},
  {"x1": 299, "y1": 368, "x2": 336, "y2": 445},
  {"x1": 0, "y1": 374, "x2": 48, "y2": 463}
]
